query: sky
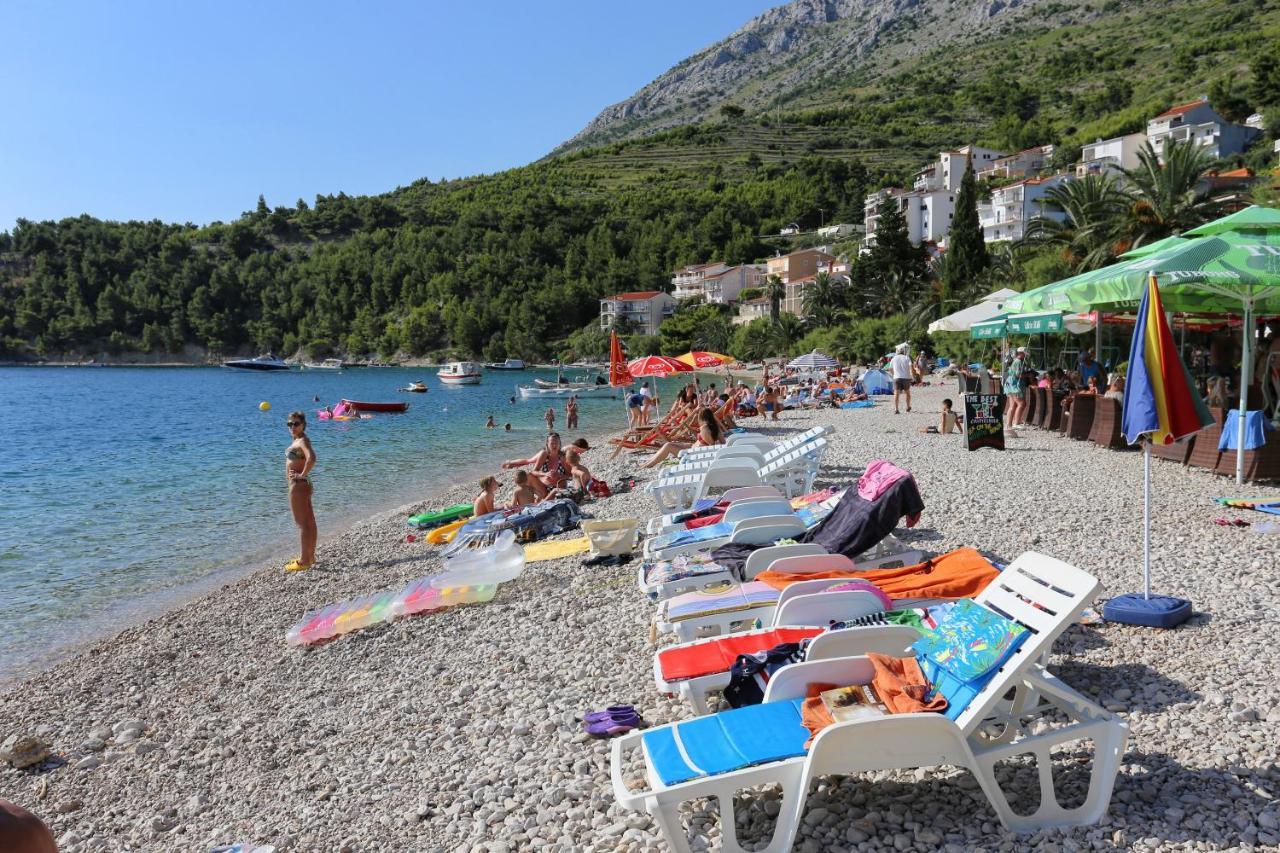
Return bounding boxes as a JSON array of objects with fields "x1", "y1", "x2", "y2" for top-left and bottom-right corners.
[{"x1": 1, "y1": 0, "x2": 780, "y2": 231}]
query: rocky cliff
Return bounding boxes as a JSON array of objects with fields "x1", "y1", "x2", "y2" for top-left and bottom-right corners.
[{"x1": 557, "y1": 0, "x2": 1096, "y2": 153}]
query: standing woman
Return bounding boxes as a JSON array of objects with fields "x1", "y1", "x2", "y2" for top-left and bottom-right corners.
[{"x1": 284, "y1": 411, "x2": 317, "y2": 572}]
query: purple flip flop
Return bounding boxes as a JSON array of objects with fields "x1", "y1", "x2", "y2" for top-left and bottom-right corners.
[
  {"x1": 582, "y1": 705, "x2": 634, "y2": 724},
  {"x1": 584, "y1": 714, "x2": 641, "y2": 738}
]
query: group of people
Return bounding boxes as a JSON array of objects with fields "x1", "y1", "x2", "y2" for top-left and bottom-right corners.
[
  {"x1": 1001, "y1": 347, "x2": 1117, "y2": 428},
  {"x1": 478, "y1": 432, "x2": 599, "y2": 515}
]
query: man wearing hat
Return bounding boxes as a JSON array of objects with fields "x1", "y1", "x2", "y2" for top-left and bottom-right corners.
[{"x1": 1004, "y1": 346, "x2": 1028, "y2": 428}]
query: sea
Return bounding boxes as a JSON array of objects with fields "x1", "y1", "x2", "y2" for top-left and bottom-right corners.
[{"x1": 0, "y1": 365, "x2": 698, "y2": 680}]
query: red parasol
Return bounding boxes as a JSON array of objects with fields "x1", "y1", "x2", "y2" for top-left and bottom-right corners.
[{"x1": 626, "y1": 355, "x2": 694, "y2": 378}]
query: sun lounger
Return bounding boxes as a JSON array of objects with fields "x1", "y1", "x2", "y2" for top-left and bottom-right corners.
[
  {"x1": 642, "y1": 509, "x2": 812, "y2": 561},
  {"x1": 645, "y1": 486, "x2": 786, "y2": 535},
  {"x1": 647, "y1": 440, "x2": 828, "y2": 513},
  {"x1": 666, "y1": 426, "x2": 832, "y2": 473},
  {"x1": 1187, "y1": 407, "x2": 1226, "y2": 470},
  {"x1": 1066, "y1": 393, "x2": 1096, "y2": 441},
  {"x1": 612, "y1": 552, "x2": 1127, "y2": 853}
]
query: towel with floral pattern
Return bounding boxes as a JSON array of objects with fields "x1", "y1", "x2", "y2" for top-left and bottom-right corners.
[{"x1": 910, "y1": 599, "x2": 1028, "y2": 683}]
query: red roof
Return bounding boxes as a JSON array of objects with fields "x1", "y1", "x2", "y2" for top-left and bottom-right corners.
[
  {"x1": 1215, "y1": 168, "x2": 1253, "y2": 178},
  {"x1": 1154, "y1": 99, "x2": 1208, "y2": 119},
  {"x1": 609, "y1": 291, "x2": 663, "y2": 301}
]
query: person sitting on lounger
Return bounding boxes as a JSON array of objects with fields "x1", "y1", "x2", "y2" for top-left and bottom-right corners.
[
  {"x1": 642, "y1": 407, "x2": 723, "y2": 468},
  {"x1": 919, "y1": 398, "x2": 960, "y2": 434}
]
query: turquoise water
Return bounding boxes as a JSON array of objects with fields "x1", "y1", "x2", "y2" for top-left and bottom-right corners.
[{"x1": 0, "y1": 366, "x2": 682, "y2": 679}]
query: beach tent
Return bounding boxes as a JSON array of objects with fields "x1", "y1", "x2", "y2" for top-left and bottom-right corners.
[
  {"x1": 862, "y1": 369, "x2": 893, "y2": 395},
  {"x1": 928, "y1": 288, "x2": 1019, "y2": 334}
]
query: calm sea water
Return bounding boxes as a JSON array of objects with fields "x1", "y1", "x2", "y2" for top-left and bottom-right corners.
[{"x1": 0, "y1": 365, "x2": 689, "y2": 680}]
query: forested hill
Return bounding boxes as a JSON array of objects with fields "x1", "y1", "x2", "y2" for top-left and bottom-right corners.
[{"x1": 2, "y1": 0, "x2": 1278, "y2": 363}]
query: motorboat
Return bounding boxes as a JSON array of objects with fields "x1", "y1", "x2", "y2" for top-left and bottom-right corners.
[
  {"x1": 303, "y1": 358, "x2": 344, "y2": 371},
  {"x1": 533, "y1": 369, "x2": 609, "y2": 389},
  {"x1": 340, "y1": 399, "x2": 409, "y2": 413},
  {"x1": 437, "y1": 361, "x2": 482, "y2": 385},
  {"x1": 223, "y1": 354, "x2": 290, "y2": 372},
  {"x1": 517, "y1": 384, "x2": 618, "y2": 400},
  {"x1": 402, "y1": 381, "x2": 428, "y2": 393},
  {"x1": 483, "y1": 358, "x2": 526, "y2": 370}
]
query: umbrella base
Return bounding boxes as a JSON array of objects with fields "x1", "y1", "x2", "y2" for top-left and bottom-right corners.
[{"x1": 1103, "y1": 593, "x2": 1192, "y2": 628}]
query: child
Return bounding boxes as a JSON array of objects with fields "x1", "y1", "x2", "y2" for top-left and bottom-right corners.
[
  {"x1": 485, "y1": 415, "x2": 496, "y2": 429},
  {"x1": 919, "y1": 398, "x2": 960, "y2": 434},
  {"x1": 510, "y1": 470, "x2": 539, "y2": 508},
  {"x1": 474, "y1": 475, "x2": 499, "y2": 517},
  {"x1": 564, "y1": 447, "x2": 593, "y2": 493},
  {"x1": 504, "y1": 422, "x2": 512, "y2": 431},
  {"x1": 544, "y1": 407, "x2": 555, "y2": 432}
]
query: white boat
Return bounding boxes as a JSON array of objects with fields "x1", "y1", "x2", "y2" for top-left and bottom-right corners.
[
  {"x1": 302, "y1": 358, "x2": 344, "y2": 371},
  {"x1": 223, "y1": 354, "x2": 290, "y2": 372},
  {"x1": 517, "y1": 384, "x2": 618, "y2": 399},
  {"x1": 437, "y1": 361, "x2": 482, "y2": 385},
  {"x1": 483, "y1": 358, "x2": 526, "y2": 370}
]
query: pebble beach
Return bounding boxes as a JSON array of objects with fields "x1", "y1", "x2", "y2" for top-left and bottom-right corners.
[{"x1": 2, "y1": 381, "x2": 1277, "y2": 852}]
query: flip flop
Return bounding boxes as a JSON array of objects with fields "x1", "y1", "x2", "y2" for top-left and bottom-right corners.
[
  {"x1": 584, "y1": 712, "x2": 642, "y2": 738},
  {"x1": 581, "y1": 705, "x2": 634, "y2": 724}
]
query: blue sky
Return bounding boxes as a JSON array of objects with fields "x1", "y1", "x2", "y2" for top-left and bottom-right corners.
[{"x1": 1, "y1": 0, "x2": 778, "y2": 231}]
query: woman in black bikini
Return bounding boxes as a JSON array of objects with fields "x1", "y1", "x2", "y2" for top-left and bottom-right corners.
[
  {"x1": 284, "y1": 411, "x2": 317, "y2": 572},
  {"x1": 501, "y1": 431, "x2": 569, "y2": 494}
]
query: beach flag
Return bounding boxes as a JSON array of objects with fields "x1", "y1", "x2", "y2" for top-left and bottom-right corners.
[
  {"x1": 609, "y1": 331, "x2": 632, "y2": 387},
  {"x1": 1121, "y1": 274, "x2": 1212, "y2": 446},
  {"x1": 1108, "y1": 273, "x2": 1209, "y2": 628}
]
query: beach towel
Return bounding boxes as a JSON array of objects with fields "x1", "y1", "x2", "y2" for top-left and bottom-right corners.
[
  {"x1": 642, "y1": 554, "x2": 728, "y2": 589},
  {"x1": 800, "y1": 653, "x2": 947, "y2": 746},
  {"x1": 857, "y1": 460, "x2": 911, "y2": 502},
  {"x1": 840, "y1": 400, "x2": 875, "y2": 409},
  {"x1": 661, "y1": 581, "x2": 778, "y2": 622},
  {"x1": 523, "y1": 537, "x2": 591, "y2": 562},
  {"x1": 753, "y1": 548, "x2": 998, "y2": 602},
  {"x1": 657, "y1": 627, "x2": 824, "y2": 682},
  {"x1": 1218, "y1": 410, "x2": 1273, "y2": 451},
  {"x1": 913, "y1": 599, "x2": 1029, "y2": 720}
]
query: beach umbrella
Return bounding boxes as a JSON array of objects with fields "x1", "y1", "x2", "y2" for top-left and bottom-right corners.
[
  {"x1": 927, "y1": 288, "x2": 1019, "y2": 334},
  {"x1": 608, "y1": 331, "x2": 632, "y2": 387},
  {"x1": 627, "y1": 355, "x2": 692, "y2": 378},
  {"x1": 675, "y1": 350, "x2": 736, "y2": 369},
  {"x1": 1107, "y1": 275, "x2": 1213, "y2": 629},
  {"x1": 1117, "y1": 234, "x2": 1190, "y2": 260},
  {"x1": 787, "y1": 350, "x2": 838, "y2": 370}
]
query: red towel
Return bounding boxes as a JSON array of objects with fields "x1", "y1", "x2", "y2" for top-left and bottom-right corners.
[{"x1": 657, "y1": 627, "x2": 824, "y2": 682}]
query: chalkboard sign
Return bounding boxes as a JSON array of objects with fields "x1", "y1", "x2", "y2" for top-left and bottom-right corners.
[{"x1": 964, "y1": 393, "x2": 1006, "y2": 451}]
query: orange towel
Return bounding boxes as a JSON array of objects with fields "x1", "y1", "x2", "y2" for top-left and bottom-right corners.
[
  {"x1": 800, "y1": 654, "x2": 947, "y2": 746},
  {"x1": 754, "y1": 547, "x2": 998, "y2": 601}
]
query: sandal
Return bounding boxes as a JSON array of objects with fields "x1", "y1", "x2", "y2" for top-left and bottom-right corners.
[
  {"x1": 284, "y1": 559, "x2": 312, "y2": 572},
  {"x1": 583, "y1": 710, "x2": 642, "y2": 738},
  {"x1": 581, "y1": 705, "x2": 635, "y2": 724}
]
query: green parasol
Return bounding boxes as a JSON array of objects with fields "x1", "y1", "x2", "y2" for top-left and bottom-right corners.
[{"x1": 1118, "y1": 234, "x2": 1190, "y2": 259}]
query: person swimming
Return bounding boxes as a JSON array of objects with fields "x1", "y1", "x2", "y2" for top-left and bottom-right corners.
[
  {"x1": 486, "y1": 415, "x2": 496, "y2": 429},
  {"x1": 284, "y1": 412, "x2": 317, "y2": 572},
  {"x1": 504, "y1": 423, "x2": 512, "y2": 431}
]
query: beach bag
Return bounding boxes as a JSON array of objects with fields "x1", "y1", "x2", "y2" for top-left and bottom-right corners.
[
  {"x1": 589, "y1": 479, "x2": 612, "y2": 498},
  {"x1": 723, "y1": 642, "x2": 806, "y2": 708}
]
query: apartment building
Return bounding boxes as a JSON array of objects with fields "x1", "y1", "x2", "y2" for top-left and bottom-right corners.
[
  {"x1": 978, "y1": 175, "x2": 1071, "y2": 242},
  {"x1": 765, "y1": 248, "x2": 835, "y2": 317},
  {"x1": 598, "y1": 291, "x2": 676, "y2": 335},
  {"x1": 1147, "y1": 98, "x2": 1260, "y2": 161},
  {"x1": 865, "y1": 144, "x2": 1004, "y2": 247},
  {"x1": 1076, "y1": 133, "x2": 1146, "y2": 179},
  {"x1": 978, "y1": 145, "x2": 1055, "y2": 180},
  {"x1": 734, "y1": 296, "x2": 771, "y2": 325}
]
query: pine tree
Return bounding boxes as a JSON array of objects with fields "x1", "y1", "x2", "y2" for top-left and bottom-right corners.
[{"x1": 945, "y1": 158, "x2": 988, "y2": 307}]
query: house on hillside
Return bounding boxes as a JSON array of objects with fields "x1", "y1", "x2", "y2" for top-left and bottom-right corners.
[
  {"x1": 671, "y1": 262, "x2": 763, "y2": 304},
  {"x1": 978, "y1": 145, "x2": 1055, "y2": 180},
  {"x1": 599, "y1": 291, "x2": 676, "y2": 335},
  {"x1": 1146, "y1": 98, "x2": 1261, "y2": 161},
  {"x1": 734, "y1": 296, "x2": 771, "y2": 325},
  {"x1": 1076, "y1": 133, "x2": 1146, "y2": 179},
  {"x1": 978, "y1": 175, "x2": 1071, "y2": 242},
  {"x1": 671, "y1": 263, "x2": 729, "y2": 300},
  {"x1": 765, "y1": 247, "x2": 835, "y2": 318},
  {"x1": 864, "y1": 144, "x2": 1004, "y2": 247}
]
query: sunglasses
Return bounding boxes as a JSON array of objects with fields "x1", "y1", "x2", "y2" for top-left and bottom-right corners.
[{"x1": 287, "y1": 421, "x2": 302, "y2": 427}]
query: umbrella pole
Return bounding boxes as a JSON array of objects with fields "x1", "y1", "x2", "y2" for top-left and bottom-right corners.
[
  {"x1": 1237, "y1": 301, "x2": 1252, "y2": 485},
  {"x1": 1143, "y1": 442, "x2": 1151, "y2": 600}
]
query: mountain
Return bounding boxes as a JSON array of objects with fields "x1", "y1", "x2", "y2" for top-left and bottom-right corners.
[{"x1": 558, "y1": 0, "x2": 1103, "y2": 153}]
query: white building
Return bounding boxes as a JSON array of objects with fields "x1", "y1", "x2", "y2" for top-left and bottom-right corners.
[
  {"x1": 866, "y1": 144, "x2": 1003, "y2": 247},
  {"x1": 599, "y1": 291, "x2": 676, "y2": 335},
  {"x1": 978, "y1": 175, "x2": 1071, "y2": 242},
  {"x1": 1146, "y1": 98, "x2": 1260, "y2": 161},
  {"x1": 670, "y1": 262, "x2": 761, "y2": 304},
  {"x1": 671, "y1": 262, "x2": 729, "y2": 300},
  {"x1": 978, "y1": 145, "x2": 1055, "y2": 180},
  {"x1": 1076, "y1": 133, "x2": 1146, "y2": 179},
  {"x1": 734, "y1": 296, "x2": 771, "y2": 325}
]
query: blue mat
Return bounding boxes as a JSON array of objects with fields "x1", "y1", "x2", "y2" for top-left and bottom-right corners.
[
  {"x1": 644, "y1": 699, "x2": 809, "y2": 786},
  {"x1": 649, "y1": 521, "x2": 733, "y2": 551},
  {"x1": 841, "y1": 401, "x2": 875, "y2": 409}
]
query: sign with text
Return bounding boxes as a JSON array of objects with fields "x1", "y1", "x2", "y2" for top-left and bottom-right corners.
[{"x1": 964, "y1": 393, "x2": 1006, "y2": 451}]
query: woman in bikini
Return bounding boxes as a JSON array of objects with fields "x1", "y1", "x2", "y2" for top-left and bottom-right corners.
[
  {"x1": 642, "y1": 407, "x2": 723, "y2": 468},
  {"x1": 284, "y1": 412, "x2": 317, "y2": 572},
  {"x1": 501, "y1": 431, "x2": 568, "y2": 494}
]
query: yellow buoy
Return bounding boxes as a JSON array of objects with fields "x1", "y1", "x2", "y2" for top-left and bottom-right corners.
[{"x1": 259, "y1": 401, "x2": 271, "y2": 411}]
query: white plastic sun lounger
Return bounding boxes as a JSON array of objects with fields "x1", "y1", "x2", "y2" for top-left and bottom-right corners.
[
  {"x1": 612, "y1": 552, "x2": 1127, "y2": 853},
  {"x1": 647, "y1": 439, "x2": 828, "y2": 513},
  {"x1": 667, "y1": 426, "x2": 832, "y2": 472},
  {"x1": 646, "y1": 485, "x2": 785, "y2": 535},
  {"x1": 642, "y1": 506, "x2": 805, "y2": 563}
]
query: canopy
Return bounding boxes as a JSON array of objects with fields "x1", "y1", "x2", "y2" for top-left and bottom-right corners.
[
  {"x1": 970, "y1": 316, "x2": 1008, "y2": 339},
  {"x1": 927, "y1": 288, "x2": 1019, "y2": 334},
  {"x1": 787, "y1": 350, "x2": 838, "y2": 370},
  {"x1": 1118, "y1": 235, "x2": 1190, "y2": 260},
  {"x1": 627, "y1": 355, "x2": 692, "y2": 378},
  {"x1": 676, "y1": 351, "x2": 735, "y2": 369},
  {"x1": 1184, "y1": 204, "x2": 1280, "y2": 236}
]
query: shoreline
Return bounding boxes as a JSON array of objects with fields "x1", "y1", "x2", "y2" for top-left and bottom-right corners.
[{"x1": 2, "y1": 386, "x2": 1274, "y2": 851}]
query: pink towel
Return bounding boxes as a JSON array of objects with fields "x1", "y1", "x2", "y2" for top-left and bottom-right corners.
[{"x1": 857, "y1": 460, "x2": 910, "y2": 502}]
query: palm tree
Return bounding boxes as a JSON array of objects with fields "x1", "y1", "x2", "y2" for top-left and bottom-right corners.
[
  {"x1": 1122, "y1": 139, "x2": 1222, "y2": 245},
  {"x1": 1023, "y1": 173, "x2": 1130, "y2": 272},
  {"x1": 801, "y1": 271, "x2": 844, "y2": 328},
  {"x1": 764, "y1": 274, "x2": 786, "y2": 323}
]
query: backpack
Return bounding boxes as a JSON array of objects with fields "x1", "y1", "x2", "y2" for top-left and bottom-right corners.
[{"x1": 723, "y1": 642, "x2": 807, "y2": 708}]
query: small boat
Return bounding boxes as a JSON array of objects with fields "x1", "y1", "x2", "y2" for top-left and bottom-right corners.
[
  {"x1": 437, "y1": 361, "x2": 482, "y2": 385},
  {"x1": 303, "y1": 358, "x2": 344, "y2": 371},
  {"x1": 483, "y1": 358, "x2": 526, "y2": 371},
  {"x1": 223, "y1": 354, "x2": 290, "y2": 372},
  {"x1": 341, "y1": 399, "x2": 410, "y2": 413},
  {"x1": 517, "y1": 384, "x2": 618, "y2": 400},
  {"x1": 402, "y1": 381, "x2": 428, "y2": 393}
]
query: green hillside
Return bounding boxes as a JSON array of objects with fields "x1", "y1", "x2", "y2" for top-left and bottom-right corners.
[{"x1": 2, "y1": 0, "x2": 1278, "y2": 364}]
